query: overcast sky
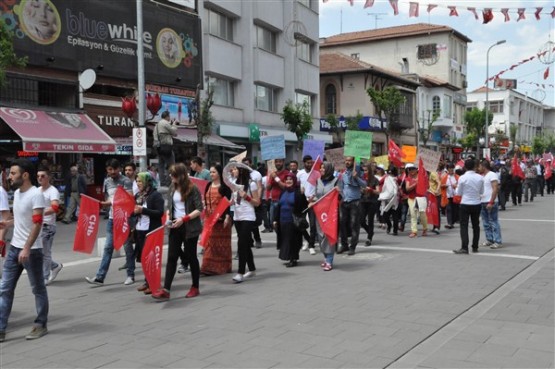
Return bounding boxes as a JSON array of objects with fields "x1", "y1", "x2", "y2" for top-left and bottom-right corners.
[{"x1": 319, "y1": 0, "x2": 555, "y2": 107}]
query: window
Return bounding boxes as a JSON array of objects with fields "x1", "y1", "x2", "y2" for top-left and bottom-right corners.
[
  {"x1": 443, "y1": 95, "x2": 452, "y2": 118},
  {"x1": 255, "y1": 84, "x2": 277, "y2": 112},
  {"x1": 208, "y1": 9, "x2": 233, "y2": 41},
  {"x1": 417, "y1": 43, "x2": 437, "y2": 60},
  {"x1": 296, "y1": 39, "x2": 312, "y2": 63},
  {"x1": 256, "y1": 25, "x2": 276, "y2": 53},
  {"x1": 325, "y1": 84, "x2": 337, "y2": 115},
  {"x1": 295, "y1": 92, "x2": 312, "y2": 114},
  {"x1": 432, "y1": 96, "x2": 441, "y2": 115},
  {"x1": 489, "y1": 101, "x2": 504, "y2": 113},
  {"x1": 209, "y1": 77, "x2": 234, "y2": 107},
  {"x1": 351, "y1": 53, "x2": 360, "y2": 60}
]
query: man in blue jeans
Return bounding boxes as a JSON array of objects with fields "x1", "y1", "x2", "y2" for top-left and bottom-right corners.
[
  {"x1": 86, "y1": 159, "x2": 133, "y2": 286},
  {"x1": 0, "y1": 159, "x2": 48, "y2": 342}
]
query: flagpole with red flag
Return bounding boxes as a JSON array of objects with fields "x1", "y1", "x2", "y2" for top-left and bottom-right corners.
[
  {"x1": 199, "y1": 197, "x2": 231, "y2": 248},
  {"x1": 306, "y1": 155, "x2": 323, "y2": 187},
  {"x1": 73, "y1": 194, "x2": 101, "y2": 254},
  {"x1": 112, "y1": 186, "x2": 136, "y2": 251},
  {"x1": 141, "y1": 226, "x2": 165, "y2": 293},
  {"x1": 311, "y1": 187, "x2": 339, "y2": 245}
]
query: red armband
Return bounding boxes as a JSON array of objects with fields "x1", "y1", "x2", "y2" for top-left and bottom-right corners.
[
  {"x1": 182, "y1": 215, "x2": 191, "y2": 223},
  {"x1": 32, "y1": 214, "x2": 43, "y2": 224},
  {"x1": 51, "y1": 204, "x2": 60, "y2": 213},
  {"x1": 0, "y1": 240, "x2": 5, "y2": 247},
  {"x1": 245, "y1": 195, "x2": 252, "y2": 202}
]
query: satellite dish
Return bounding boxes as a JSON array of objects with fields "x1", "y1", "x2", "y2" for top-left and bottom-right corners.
[{"x1": 79, "y1": 69, "x2": 96, "y2": 90}]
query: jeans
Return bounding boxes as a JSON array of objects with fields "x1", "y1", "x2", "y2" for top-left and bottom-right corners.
[
  {"x1": 323, "y1": 252, "x2": 334, "y2": 265},
  {"x1": 523, "y1": 179, "x2": 536, "y2": 201},
  {"x1": 41, "y1": 224, "x2": 59, "y2": 280},
  {"x1": 63, "y1": 192, "x2": 80, "y2": 222},
  {"x1": 269, "y1": 201, "x2": 279, "y2": 225},
  {"x1": 261, "y1": 200, "x2": 271, "y2": 229},
  {"x1": 164, "y1": 226, "x2": 199, "y2": 290},
  {"x1": 481, "y1": 203, "x2": 502, "y2": 244},
  {"x1": 398, "y1": 200, "x2": 409, "y2": 229},
  {"x1": 340, "y1": 200, "x2": 361, "y2": 250},
  {"x1": 235, "y1": 221, "x2": 256, "y2": 274},
  {"x1": 123, "y1": 235, "x2": 136, "y2": 278},
  {"x1": 359, "y1": 201, "x2": 379, "y2": 241},
  {"x1": 0, "y1": 247, "x2": 49, "y2": 331},
  {"x1": 459, "y1": 204, "x2": 481, "y2": 250},
  {"x1": 96, "y1": 219, "x2": 114, "y2": 282}
]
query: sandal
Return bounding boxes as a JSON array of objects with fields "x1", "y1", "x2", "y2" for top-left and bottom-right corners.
[
  {"x1": 409, "y1": 232, "x2": 417, "y2": 238},
  {"x1": 421, "y1": 230, "x2": 428, "y2": 237},
  {"x1": 323, "y1": 263, "x2": 333, "y2": 271}
]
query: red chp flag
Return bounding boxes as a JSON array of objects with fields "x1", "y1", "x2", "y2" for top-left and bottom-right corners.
[
  {"x1": 141, "y1": 226, "x2": 165, "y2": 293},
  {"x1": 199, "y1": 196, "x2": 231, "y2": 248},
  {"x1": 426, "y1": 192, "x2": 440, "y2": 228},
  {"x1": 512, "y1": 155, "x2": 525, "y2": 180},
  {"x1": 307, "y1": 155, "x2": 323, "y2": 186},
  {"x1": 73, "y1": 195, "x2": 100, "y2": 254},
  {"x1": 312, "y1": 188, "x2": 339, "y2": 245},
  {"x1": 190, "y1": 177, "x2": 209, "y2": 194},
  {"x1": 388, "y1": 140, "x2": 405, "y2": 167},
  {"x1": 112, "y1": 186, "x2": 135, "y2": 251},
  {"x1": 416, "y1": 157, "x2": 429, "y2": 197}
]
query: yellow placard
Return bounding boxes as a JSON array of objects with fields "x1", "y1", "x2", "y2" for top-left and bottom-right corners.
[
  {"x1": 401, "y1": 145, "x2": 417, "y2": 163},
  {"x1": 374, "y1": 155, "x2": 389, "y2": 167}
]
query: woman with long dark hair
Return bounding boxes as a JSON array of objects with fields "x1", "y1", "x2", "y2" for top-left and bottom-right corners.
[
  {"x1": 152, "y1": 163, "x2": 203, "y2": 301},
  {"x1": 200, "y1": 164, "x2": 233, "y2": 276},
  {"x1": 230, "y1": 164, "x2": 260, "y2": 283},
  {"x1": 133, "y1": 172, "x2": 164, "y2": 295}
]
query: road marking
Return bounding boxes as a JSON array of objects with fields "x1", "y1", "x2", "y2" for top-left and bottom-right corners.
[
  {"x1": 499, "y1": 218, "x2": 555, "y2": 222},
  {"x1": 368, "y1": 245, "x2": 539, "y2": 260}
]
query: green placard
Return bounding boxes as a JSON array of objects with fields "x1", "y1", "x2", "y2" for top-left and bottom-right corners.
[{"x1": 344, "y1": 131, "x2": 373, "y2": 159}]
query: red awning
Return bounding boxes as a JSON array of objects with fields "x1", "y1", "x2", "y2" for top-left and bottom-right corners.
[{"x1": 0, "y1": 107, "x2": 116, "y2": 153}]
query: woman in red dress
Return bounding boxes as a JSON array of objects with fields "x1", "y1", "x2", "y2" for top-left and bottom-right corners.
[{"x1": 200, "y1": 164, "x2": 233, "y2": 275}]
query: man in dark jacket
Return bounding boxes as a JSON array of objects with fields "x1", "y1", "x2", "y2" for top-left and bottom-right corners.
[{"x1": 62, "y1": 166, "x2": 87, "y2": 224}]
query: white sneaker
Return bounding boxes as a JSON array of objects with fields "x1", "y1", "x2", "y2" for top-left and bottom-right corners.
[
  {"x1": 244, "y1": 271, "x2": 256, "y2": 279},
  {"x1": 177, "y1": 265, "x2": 189, "y2": 274},
  {"x1": 481, "y1": 241, "x2": 492, "y2": 247},
  {"x1": 49, "y1": 264, "x2": 63, "y2": 283},
  {"x1": 301, "y1": 242, "x2": 309, "y2": 251},
  {"x1": 490, "y1": 243, "x2": 503, "y2": 249},
  {"x1": 44, "y1": 279, "x2": 50, "y2": 286},
  {"x1": 232, "y1": 274, "x2": 244, "y2": 283},
  {"x1": 309, "y1": 248, "x2": 317, "y2": 255},
  {"x1": 124, "y1": 277, "x2": 135, "y2": 285}
]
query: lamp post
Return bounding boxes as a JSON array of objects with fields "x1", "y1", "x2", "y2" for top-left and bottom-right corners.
[{"x1": 484, "y1": 39, "x2": 506, "y2": 160}]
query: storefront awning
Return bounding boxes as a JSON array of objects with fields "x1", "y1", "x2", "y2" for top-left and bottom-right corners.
[
  {"x1": 175, "y1": 127, "x2": 245, "y2": 150},
  {"x1": 0, "y1": 107, "x2": 117, "y2": 153}
]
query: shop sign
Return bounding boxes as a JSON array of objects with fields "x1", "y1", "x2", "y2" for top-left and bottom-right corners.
[
  {"x1": 17, "y1": 150, "x2": 39, "y2": 157},
  {"x1": 24, "y1": 142, "x2": 116, "y2": 153}
]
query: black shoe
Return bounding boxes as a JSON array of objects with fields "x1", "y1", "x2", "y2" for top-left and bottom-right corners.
[
  {"x1": 285, "y1": 260, "x2": 298, "y2": 267},
  {"x1": 391, "y1": 232, "x2": 398, "y2": 236},
  {"x1": 337, "y1": 247, "x2": 348, "y2": 254},
  {"x1": 365, "y1": 240, "x2": 372, "y2": 246},
  {"x1": 347, "y1": 249, "x2": 355, "y2": 256},
  {"x1": 261, "y1": 228, "x2": 273, "y2": 233},
  {"x1": 472, "y1": 248, "x2": 479, "y2": 253},
  {"x1": 61, "y1": 220, "x2": 71, "y2": 224},
  {"x1": 452, "y1": 248, "x2": 469, "y2": 254},
  {"x1": 432, "y1": 228, "x2": 440, "y2": 235}
]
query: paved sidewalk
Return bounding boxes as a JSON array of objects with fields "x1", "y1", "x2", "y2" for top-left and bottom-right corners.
[{"x1": 0, "y1": 195, "x2": 553, "y2": 368}]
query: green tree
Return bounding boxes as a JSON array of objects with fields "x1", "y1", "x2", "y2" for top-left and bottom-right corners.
[
  {"x1": 460, "y1": 132, "x2": 477, "y2": 152},
  {"x1": 281, "y1": 99, "x2": 313, "y2": 151},
  {"x1": 366, "y1": 86, "x2": 406, "y2": 152},
  {"x1": 345, "y1": 111, "x2": 364, "y2": 131},
  {"x1": 417, "y1": 109, "x2": 440, "y2": 148},
  {"x1": 532, "y1": 136, "x2": 547, "y2": 155},
  {"x1": 509, "y1": 123, "x2": 518, "y2": 149},
  {"x1": 464, "y1": 108, "x2": 492, "y2": 137},
  {"x1": 0, "y1": 19, "x2": 27, "y2": 88},
  {"x1": 544, "y1": 133, "x2": 555, "y2": 153},
  {"x1": 190, "y1": 84, "x2": 214, "y2": 160}
]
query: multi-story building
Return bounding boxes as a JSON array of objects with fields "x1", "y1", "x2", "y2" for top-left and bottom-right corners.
[
  {"x1": 467, "y1": 87, "x2": 547, "y2": 148},
  {"x1": 200, "y1": 0, "x2": 328, "y2": 161},
  {"x1": 320, "y1": 23, "x2": 471, "y2": 156}
]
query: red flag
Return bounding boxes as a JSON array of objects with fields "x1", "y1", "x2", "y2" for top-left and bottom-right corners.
[
  {"x1": 544, "y1": 67, "x2": 550, "y2": 80},
  {"x1": 389, "y1": 0, "x2": 399, "y2": 15},
  {"x1": 73, "y1": 195, "x2": 100, "y2": 254},
  {"x1": 535, "y1": 7, "x2": 543, "y2": 20},
  {"x1": 416, "y1": 158, "x2": 428, "y2": 197},
  {"x1": 347, "y1": 0, "x2": 354, "y2": 6},
  {"x1": 307, "y1": 155, "x2": 323, "y2": 186},
  {"x1": 312, "y1": 188, "x2": 339, "y2": 245},
  {"x1": 501, "y1": 8, "x2": 510, "y2": 22},
  {"x1": 141, "y1": 226, "x2": 165, "y2": 293},
  {"x1": 483, "y1": 9, "x2": 494, "y2": 24},
  {"x1": 199, "y1": 196, "x2": 231, "y2": 248},
  {"x1": 456, "y1": 159, "x2": 465, "y2": 168},
  {"x1": 467, "y1": 7, "x2": 479, "y2": 20},
  {"x1": 409, "y1": 2, "x2": 419, "y2": 17},
  {"x1": 388, "y1": 139, "x2": 405, "y2": 167},
  {"x1": 551, "y1": 7, "x2": 555, "y2": 18},
  {"x1": 112, "y1": 186, "x2": 135, "y2": 251},
  {"x1": 512, "y1": 155, "x2": 525, "y2": 180},
  {"x1": 448, "y1": 6, "x2": 458, "y2": 17},
  {"x1": 517, "y1": 8, "x2": 526, "y2": 21},
  {"x1": 426, "y1": 192, "x2": 439, "y2": 228},
  {"x1": 545, "y1": 162, "x2": 552, "y2": 180},
  {"x1": 427, "y1": 4, "x2": 437, "y2": 13},
  {"x1": 363, "y1": 0, "x2": 374, "y2": 9},
  {"x1": 190, "y1": 177, "x2": 209, "y2": 194}
]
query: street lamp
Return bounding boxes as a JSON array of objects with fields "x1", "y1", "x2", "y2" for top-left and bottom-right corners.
[{"x1": 484, "y1": 39, "x2": 506, "y2": 160}]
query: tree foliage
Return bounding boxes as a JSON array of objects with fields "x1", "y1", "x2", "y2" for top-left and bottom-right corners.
[
  {"x1": 464, "y1": 108, "x2": 492, "y2": 137},
  {"x1": 190, "y1": 84, "x2": 214, "y2": 158},
  {"x1": 0, "y1": 19, "x2": 27, "y2": 88},
  {"x1": 281, "y1": 99, "x2": 313, "y2": 150},
  {"x1": 532, "y1": 136, "x2": 547, "y2": 155},
  {"x1": 345, "y1": 112, "x2": 364, "y2": 131},
  {"x1": 509, "y1": 124, "x2": 518, "y2": 148},
  {"x1": 367, "y1": 86, "x2": 406, "y2": 152}
]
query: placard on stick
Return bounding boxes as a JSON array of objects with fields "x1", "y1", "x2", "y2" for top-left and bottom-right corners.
[
  {"x1": 344, "y1": 131, "x2": 373, "y2": 159},
  {"x1": 261, "y1": 135, "x2": 286, "y2": 161}
]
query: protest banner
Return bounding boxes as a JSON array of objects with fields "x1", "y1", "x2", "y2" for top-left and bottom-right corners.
[
  {"x1": 344, "y1": 131, "x2": 373, "y2": 159},
  {"x1": 324, "y1": 147, "x2": 345, "y2": 171},
  {"x1": 401, "y1": 145, "x2": 417, "y2": 163},
  {"x1": 261, "y1": 135, "x2": 286, "y2": 161},
  {"x1": 416, "y1": 147, "x2": 442, "y2": 173},
  {"x1": 302, "y1": 140, "x2": 325, "y2": 161},
  {"x1": 374, "y1": 155, "x2": 389, "y2": 168}
]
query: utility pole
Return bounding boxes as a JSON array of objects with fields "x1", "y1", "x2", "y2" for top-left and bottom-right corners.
[{"x1": 367, "y1": 13, "x2": 387, "y2": 29}]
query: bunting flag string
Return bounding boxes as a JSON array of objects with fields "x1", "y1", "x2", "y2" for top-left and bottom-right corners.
[
  {"x1": 518, "y1": 81, "x2": 554, "y2": 88},
  {"x1": 485, "y1": 46, "x2": 555, "y2": 84},
  {"x1": 334, "y1": 1, "x2": 555, "y2": 22}
]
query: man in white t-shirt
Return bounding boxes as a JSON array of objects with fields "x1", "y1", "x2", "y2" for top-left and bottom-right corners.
[
  {"x1": 0, "y1": 159, "x2": 48, "y2": 342},
  {"x1": 297, "y1": 155, "x2": 317, "y2": 255},
  {"x1": 37, "y1": 166, "x2": 63, "y2": 285},
  {"x1": 479, "y1": 160, "x2": 503, "y2": 249}
]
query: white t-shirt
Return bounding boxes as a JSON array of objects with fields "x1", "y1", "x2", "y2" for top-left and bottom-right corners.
[
  {"x1": 233, "y1": 181, "x2": 257, "y2": 221},
  {"x1": 39, "y1": 185, "x2": 60, "y2": 225},
  {"x1": 481, "y1": 171, "x2": 499, "y2": 203},
  {"x1": 172, "y1": 191, "x2": 186, "y2": 219},
  {"x1": 136, "y1": 203, "x2": 150, "y2": 231},
  {"x1": 297, "y1": 168, "x2": 315, "y2": 198},
  {"x1": 0, "y1": 186, "x2": 9, "y2": 219},
  {"x1": 12, "y1": 186, "x2": 46, "y2": 249},
  {"x1": 250, "y1": 170, "x2": 262, "y2": 182}
]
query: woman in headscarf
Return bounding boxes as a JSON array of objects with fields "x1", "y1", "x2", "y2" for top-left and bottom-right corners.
[
  {"x1": 134, "y1": 172, "x2": 164, "y2": 294},
  {"x1": 152, "y1": 163, "x2": 203, "y2": 301},
  {"x1": 273, "y1": 172, "x2": 308, "y2": 267},
  {"x1": 200, "y1": 164, "x2": 232, "y2": 276},
  {"x1": 310, "y1": 162, "x2": 339, "y2": 271}
]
